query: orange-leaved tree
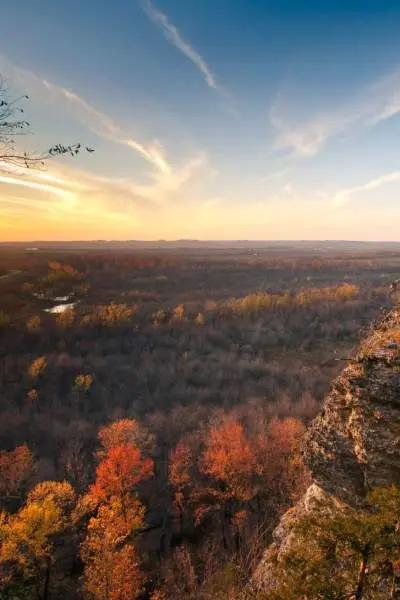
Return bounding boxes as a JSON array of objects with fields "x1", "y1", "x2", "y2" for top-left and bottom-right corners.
[
  {"x1": 254, "y1": 417, "x2": 308, "y2": 519},
  {"x1": 168, "y1": 415, "x2": 308, "y2": 557},
  {"x1": 89, "y1": 443, "x2": 153, "y2": 512},
  {"x1": 200, "y1": 419, "x2": 257, "y2": 502},
  {"x1": 0, "y1": 444, "x2": 35, "y2": 507},
  {"x1": 81, "y1": 434, "x2": 154, "y2": 600},
  {"x1": 195, "y1": 418, "x2": 258, "y2": 552}
]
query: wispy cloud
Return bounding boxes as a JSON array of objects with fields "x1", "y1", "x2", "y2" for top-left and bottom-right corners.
[
  {"x1": 142, "y1": 0, "x2": 231, "y2": 103},
  {"x1": 367, "y1": 71, "x2": 400, "y2": 125},
  {"x1": 0, "y1": 143, "x2": 211, "y2": 241},
  {"x1": 0, "y1": 54, "x2": 217, "y2": 217},
  {"x1": 0, "y1": 54, "x2": 171, "y2": 174},
  {"x1": 270, "y1": 69, "x2": 400, "y2": 158},
  {"x1": 0, "y1": 173, "x2": 76, "y2": 201},
  {"x1": 0, "y1": 162, "x2": 82, "y2": 211},
  {"x1": 270, "y1": 103, "x2": 356, "y2": 158},
  {"x1": 332, "y1": 171, "x2": 400, "y2": 207},
  {"x1": 133, "y1": 153, "x2": 208, "y2": 201}
]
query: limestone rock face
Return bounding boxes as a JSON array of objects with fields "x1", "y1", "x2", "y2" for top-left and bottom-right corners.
[{"x1": 253, "y1": 306, "x2": 400, "y2": 589}]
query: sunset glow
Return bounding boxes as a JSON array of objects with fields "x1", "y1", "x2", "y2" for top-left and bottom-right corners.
[{"x1": 1, "y1": 1, "x2": 400, "y2": 241}]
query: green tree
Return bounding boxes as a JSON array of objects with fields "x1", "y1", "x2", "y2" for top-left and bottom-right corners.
[{"x1": 267, "y1": 486, "x2": 400, "y2": 600}]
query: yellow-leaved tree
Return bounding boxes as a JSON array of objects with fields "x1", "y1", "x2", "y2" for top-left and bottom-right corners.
[
  {"x1": 0, "y1": 481, "x2": 76, "y2": 600},
  {"x1": 81, "y1": 502, "x2": 145, "y2": 600}
]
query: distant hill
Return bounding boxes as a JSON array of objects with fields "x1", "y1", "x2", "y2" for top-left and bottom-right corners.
[{"x1": 2, "y1": 239, "x2": 400, "y2": 252}]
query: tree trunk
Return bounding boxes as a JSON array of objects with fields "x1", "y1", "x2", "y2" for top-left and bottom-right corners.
[
  {"x1": 34, "y1": 560, "x2": 43, "y2": 600},
  {"x1": 221, "y1": 519, "x2": 228, "y2": 551},
  {"x1": 354, "y1": 547, "x2": 370, "y2": 600},
  {"x1": 43, "y1": 556, "x2": 51, "y2": 600},
  {"x1": 178, "y1": 503, "x2": 184, "y2": 535},
  {"x1": 391, "y1": 521, "x2": 400, "y2": 599},
  {"x1": 391, "y1": 570, "x2": 400, "y2": 600},
  {"x1": 158, "y1": 511, "x2": 171, "y2": 559},
  {"x1": 234, "y1": 525, "x2": 241, "y2": 554}
]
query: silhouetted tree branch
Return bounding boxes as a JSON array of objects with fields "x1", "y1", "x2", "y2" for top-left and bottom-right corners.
[{"x1": 0, "y1": 79, "x2": 93, "y2": 167}]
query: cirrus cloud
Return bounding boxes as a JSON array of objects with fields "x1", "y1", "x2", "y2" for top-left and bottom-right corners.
[{"x1": 270, "y1": 68, "x2": 400, "y2": 158}]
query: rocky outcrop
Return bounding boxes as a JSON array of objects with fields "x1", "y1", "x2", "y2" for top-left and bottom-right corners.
[{"x1": 253, "y1": 306, "x2": 400, "y2": 589}]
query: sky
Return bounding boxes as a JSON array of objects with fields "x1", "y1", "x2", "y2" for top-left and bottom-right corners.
[{"x1": 1, "y1": 0, "x2": 400, "y2": 241}]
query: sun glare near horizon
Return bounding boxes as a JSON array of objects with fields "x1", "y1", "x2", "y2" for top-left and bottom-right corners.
[{"x1": 1, "y1": 1, "x2": 400, "y2": 241}]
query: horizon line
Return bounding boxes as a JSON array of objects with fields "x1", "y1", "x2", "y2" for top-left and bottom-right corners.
[{"x1": 1, "y1": 239, "x2": 400, "y2": 245}]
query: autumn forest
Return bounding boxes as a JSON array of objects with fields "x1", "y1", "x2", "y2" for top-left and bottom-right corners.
[{"x1": 1, "y1": 243, "x2": 400, "y2": 599}]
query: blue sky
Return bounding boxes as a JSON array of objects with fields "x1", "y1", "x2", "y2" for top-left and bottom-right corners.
[{"x1": 1, "y1": 0, "x2": 400, "y2": 240}]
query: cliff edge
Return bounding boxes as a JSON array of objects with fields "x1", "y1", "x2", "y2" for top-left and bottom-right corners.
[{"x1": 253, "y1": 305, "x2": 400, "y2": 589}]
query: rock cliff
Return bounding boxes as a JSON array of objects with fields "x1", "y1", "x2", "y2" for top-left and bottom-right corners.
[{"x1": 253, "y1": 305, "x2": 400, "y2": 589}]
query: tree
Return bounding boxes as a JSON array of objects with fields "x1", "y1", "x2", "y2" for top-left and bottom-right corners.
[
  {"x1": 172, "y1": 304, "x2": 185, "y2": 321},
  {"x1": 99, "y1": 419, "x2": 142, "y2": 451},
  {"x1": 268, "y1": 486, "x2": 400, "y2": 600},
  {"x1": 28, "y1": 356, "x2": 47, "y2": 380},
  {"x1": 194, "y1": 312, "x2": 205, "y2": 326},
  {"x1": 89, "y1": 443, "x2": 153, "y2": 521},
  {"x1": 26, "y1": 316, "x2": 41, "y2": 331},
  {"x1": 90, "y1": 442, "x2": 153, "y2": 502},
  {"x1": 73, "y1": 374, "x2": 95, "y2": 413},
  {"x1": 196, "y1": 418, "x2": 258, "y2": 552},
  {"x1": 0, "y1": 81, "x2": 93, "y2": 167},
  {"x1": 97, "y1": 418, "x2": 153, "y2": 458},
  {"x1": 160, "y1": 543, "x2": 198, "y2": 599},
  {"x1": 27, "y1": 481, "x2": 76, "y2": 518},
  {"x1": 82, "y1": 437, "x2": 152, "y2": 600},
  {"x1": 169, "y1": 417, "x2": 307, "y2": 560},
  {"x1": 55, "y1": 308, "x2": 76, "y2": 330},
  {"x1": 81, "y1": 502, "x2": 145, "y2": 600},
  {"x1": 0, "y1": 444, "x2": 35, "y2": 507},
  {"x1": 169, "y1": 440, "x2": 193, "y2": 532},
  {"x1": 80, "y1": 303, "x2": 137, "y2": 328},
  {"x1": 0, "y1": 481, "x2": 76, "y2": 600},
  {"x1": 200, "y1": 419, "x2": 257, "y2": 504},
  {"x1": 254, "y1": 418, "x2": 308, "y2": 518},
  {"x1": 74, "y1": 374, "x2": 94, "y2": 394}
]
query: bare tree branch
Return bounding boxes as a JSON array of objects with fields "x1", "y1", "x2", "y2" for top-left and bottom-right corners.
[{"x1": 0, "y1": 78, "x2": 93, "y2": 168}]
